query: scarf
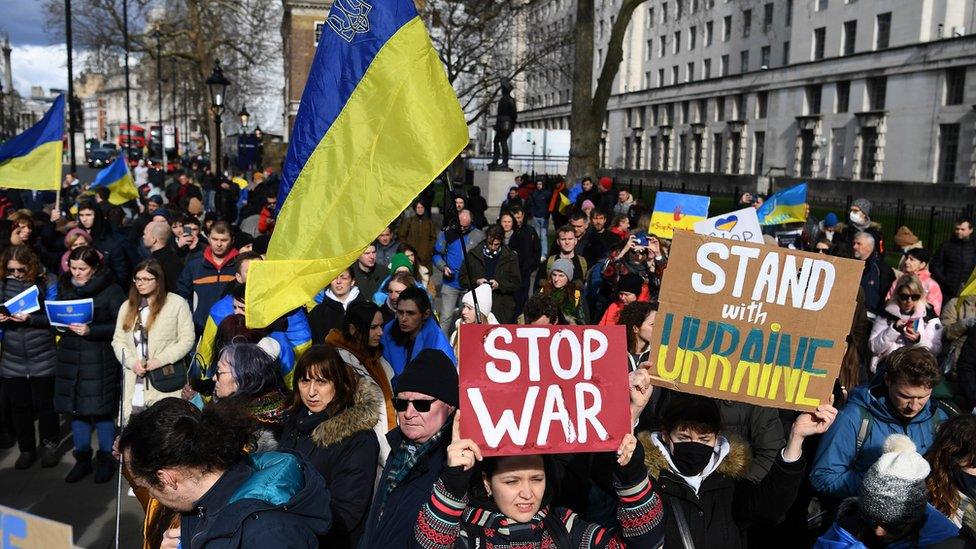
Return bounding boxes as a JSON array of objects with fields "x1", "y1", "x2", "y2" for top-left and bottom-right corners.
[
  {"x1": 549, "y1": 287, "x2": 579, "y2": 321},
  {"x1": 376, "y1": 421, "x2": 449, "y2": 511},
  {"x1": 482, "y1": 244, "x2": 500, "y2": 260},
  {"x1": 247, "y1": 390, "x2": 289, "y2": 427},
  {"x1": 504, "y1": 229, "x2": 513, "y2": 245}
]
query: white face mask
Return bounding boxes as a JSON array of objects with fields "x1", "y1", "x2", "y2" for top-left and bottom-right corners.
[{"x1": 849, "y1": 211, "x2": 866, "y2": 226}]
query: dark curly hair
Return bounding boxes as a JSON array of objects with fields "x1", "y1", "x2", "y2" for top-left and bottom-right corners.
[
  {"x1": 618, "y1": 300, "x2": 659, "y2": 353},
  {"x1": 926, "y1": 415, "x2": 976, "y2": 520}
]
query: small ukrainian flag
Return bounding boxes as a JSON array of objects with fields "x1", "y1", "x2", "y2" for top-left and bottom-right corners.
[
  {"x1": 0, "y1": 95, "x2": 64, "y2": 190},
  {"x1": 757, "y1": 183, "x2": 808, "y2": 226},
  {"x1": 90, "y1": 154, "x2": 139, "y2": 205}
]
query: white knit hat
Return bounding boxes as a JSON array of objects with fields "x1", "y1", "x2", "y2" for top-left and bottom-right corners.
[
  {"x1": 859, "y1": 434, "x2": 931, "y2": 525},
  {"x1": 462, "y1": 283, "x2": 493, "y2": 321}
]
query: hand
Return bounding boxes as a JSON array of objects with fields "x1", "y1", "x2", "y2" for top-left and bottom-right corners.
[
  {"x1": 132, "y1": 360, "x2": 147, "y2": 377},
  {"x1": 903, "y1": 325, "x2": 921, "y2": 343},
  {"x1": 177, "y1": 234, "x2": 191, "y2": 248},
  {"x1": 160, "y1": 527, "x2": 181, "y2": 549},
  {"x1": 476, "y1": 278, "x2": 488, "y2": 286},
  {"x1": 489, "y1": 280, "x2": 499, "y2": 290},
  {"x1": 10, "y1": 313, "x2": 28, "y2": 323},
  {"x1": 447, "y1": 413, "x2": 483, "y2": 471},
  {"x1": 443, "y1": 266, "x2": 453, "y2": 279},
  {"x1": 220, "y1": 182, "x2": 230, "y2": 190},
  {"x1": 145, "y1": 358, "x2": 162, "y2": 371},
  {"x1": 783, "y1": 398, "x2": 838, "y2": 461},
  {"x1": 50, "y1": 209, "x2": 63, "y2": 222},
  {"x1": 647, "y1": 237, "x2": 661, "y2": 257},
  {"x1": 0, "y1": 313, "x2": 9, "y2": 323},
  {"x1": 963, "y1": 316, "x2": 976, "y2": 328},
  {"x1": 68, "y1": 323, "x2": 90, "y2": 336},
  {"x1": 615, "y1": 433, "x2": 638, "y2": 466},
  {"x1": 181, "y1": 383, "x2": 197, "y2": 401},
  {"x1": 628, "y1": 368, "x2": 654, "y2": 425},
  {"x1": 112, "y1": 435, "x2": 122, "y2": 461},
  {"x1": 620, "y1": 236, "x2": 635, "y2": 256}
]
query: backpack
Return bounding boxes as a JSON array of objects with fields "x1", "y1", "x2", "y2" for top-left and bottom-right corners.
[{"x1": 853, "y1": 401, "x2": 950, "y2": 459}]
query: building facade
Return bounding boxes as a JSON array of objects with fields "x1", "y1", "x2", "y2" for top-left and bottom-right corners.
[
  {"x1": 282, "y1": 0, "x2": 333, "y2": 139},
  {"x1": 520, "y1": 0, "x2": 976, "y2": 185}
]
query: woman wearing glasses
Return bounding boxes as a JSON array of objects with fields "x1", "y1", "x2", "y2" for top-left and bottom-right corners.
[
  {"x1": 278, "y1": 344, "x2": 382, "y2": 548},
  {"x1": 0, "y1": 245, "x2": 59, "y2": 469},
  {"x1": 112, "y1": 259, "x2": 195, "y2": 421},
  {"x1": 868, "y1": 273, "x2": 943, "y2": 373}
]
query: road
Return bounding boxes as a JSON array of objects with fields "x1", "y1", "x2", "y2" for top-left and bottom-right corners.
[{"x1": 0, "y1": 428, "x2": 145, "y2": 548}]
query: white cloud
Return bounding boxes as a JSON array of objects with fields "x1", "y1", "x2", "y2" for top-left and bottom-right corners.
[{"x1": 9, "y1": 44, "x2": 88, "y2": 96}]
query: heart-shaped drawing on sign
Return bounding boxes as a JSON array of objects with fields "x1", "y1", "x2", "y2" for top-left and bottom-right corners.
[{"x1": 715, "y1": 215, "x2": 738, "y2": 231}]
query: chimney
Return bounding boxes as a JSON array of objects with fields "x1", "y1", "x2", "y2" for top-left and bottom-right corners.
[{"x1": 2, "y1": 36, "x2": 12, "y2": 94}]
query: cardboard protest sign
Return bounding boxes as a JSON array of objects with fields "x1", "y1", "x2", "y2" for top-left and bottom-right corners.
[
  {"x1": 693, "y1": 207, "x2": 764, "y2": 244},
  {"x1": 649, "y1": 191, "x2": 710, "y2": 239},
  {"x1": 650, "y1": 232, "x2": 862, "y2": 411},
  {"x1": 0, "y1": 504, "x2": 79, "y2": 549},
  {"x1": 459, "y1": 324, "x2": 631, "y2": 457}
]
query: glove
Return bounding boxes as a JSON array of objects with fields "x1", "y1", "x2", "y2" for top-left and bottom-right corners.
[{"x1": 964, "y1": 317, "x2": 976, "y2": 328}]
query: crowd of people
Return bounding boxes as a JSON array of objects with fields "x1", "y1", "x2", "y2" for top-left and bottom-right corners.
[{"x1": 0, "y1": 168, "x2": 974, "y2": 548}]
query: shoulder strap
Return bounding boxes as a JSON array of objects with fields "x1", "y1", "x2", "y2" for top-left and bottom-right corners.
[
  {"x1": 667, "y1": 496, "x2": 696, "y2": 549},
  {"x1": 542, "y1": 510, "x2": 574, "y2": 549},
  {"x1": 855, "y1": 406, "x2": 872, "y2": 458}
]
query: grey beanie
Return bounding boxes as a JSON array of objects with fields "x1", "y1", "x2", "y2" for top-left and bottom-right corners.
[
  {"x1": 549, "y1": 258, "x2": 575, "y2": 280},
  {"x1": 858, "y1": 434, "x2": 930, "y2": 525},
  {"x1": 852, "y1": 198, "x2": 872, "y2": 217}
]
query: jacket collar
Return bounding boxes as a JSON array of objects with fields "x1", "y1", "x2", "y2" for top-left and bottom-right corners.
[
  {"x1": 639, "y1": 431, "x2": 751, "y2": 485},
  {"x1": 203, "y1": 246, "x2": 239, "y2": 270},
  {"x1": 311, "y1": 379, "x2": 382, "y2": 448}
]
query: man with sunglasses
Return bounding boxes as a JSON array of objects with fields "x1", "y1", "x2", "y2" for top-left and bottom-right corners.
[{"x1": 359, "y1": 349, "x2": 458, "y2": 548}]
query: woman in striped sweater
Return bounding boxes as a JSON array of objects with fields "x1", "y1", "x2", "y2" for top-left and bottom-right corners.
[{"x1": 414, "y1": 414, "x2": 665, "y2": 548}]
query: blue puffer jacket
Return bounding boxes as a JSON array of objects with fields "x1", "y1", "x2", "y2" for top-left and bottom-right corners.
[
  {"x1": 432, "y1": 228, "x2": 483, "y2": 291},
  {"x1": 810, "y1": 381, "x2": 948, "y2": 498},
  {"x1": 814, "y1": 504, "x2": 958, "y2": 548},
  {"x1": 379, "y1": 316, "x2": 456, "y2": 377},
  {"x1": 180, "y1": 452, "x2": 332, "y2": 548}
]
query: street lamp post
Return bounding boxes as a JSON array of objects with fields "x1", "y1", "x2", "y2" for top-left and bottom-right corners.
[
  {"x1": 206, "y1": 60, "x2": 230, "y2": 182},
  {"x1": 65, "y1": 0, "x2": 77, "y2": 173},
  {"x1": 238, "y1": 103, "x2": 249, "y2": 134},
  {"x1": 153, "y1": 28, "x2": 166, "y2": 174},
  {"x1": 171, "y1": 57, "x2": 178, "y2": 159}
]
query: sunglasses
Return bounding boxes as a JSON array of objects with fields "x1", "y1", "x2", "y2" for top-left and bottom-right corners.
[
  {"x1": 897, "y1": 293, "x2": 922, "y2": 302},
  {"x1": 392, "y1": 397, "x2": 436, "y2": 413}
]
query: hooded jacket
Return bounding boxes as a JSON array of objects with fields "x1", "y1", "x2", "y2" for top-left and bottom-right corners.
[
  {"x1": 279, "y1": 380, "x2": 382, "y2": 548},
  {"x1": 177, "y1": 247, "x2": 239, "y2": 330},
  {"x1": 52, "y1": 270, "x2": 126, "y2": 416},
  {"x1": 433, "y1": 226, "x2": 484, "y2": 291},
  {"x1": 309, "y1": 286, "x2": 362, "y2": 343},
  {"x1": 398, "y1": 215, "x2": 437, "y2": 267},
  {"x1": 459, "y1": 244, "x2": 521, "y2": 324},
  {"x1": 810, "y1": 381, "x2": 948, "y2": 498},
  {"x1": 815, "y1": 502, "x2": 959, "y2": 549},
  {"x1": 640, "y1": 432, "x2": 805, "y2": 549},
  {"x1": 178, "y1": 452, "x2": 331, "y2": 548},
  {"x1": 868, "y1": 301, "x2": 943, "y2": 372},
  {"x1": 886, "y1": 269, "x2": 943, "y2": 316},
  {"x1": 379, "y1": 315, "x2": 456, "y2": 377},
  {"x1": 0, "y1": 276, "x2": 57, "y2": 378}
]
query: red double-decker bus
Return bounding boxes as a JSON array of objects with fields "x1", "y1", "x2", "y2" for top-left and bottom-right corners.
[{"x1": 118, "y1": 124, "x2": 147, "y2": 150}]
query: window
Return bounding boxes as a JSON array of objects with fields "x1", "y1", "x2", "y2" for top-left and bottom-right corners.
[
  {"x1": 687, "y1": 62, "x2": 695, "y2": 82},
  {"x1": 662, "y1": 134, "x2": 671, "y2": 170},
  {"x1": 705, "y1": 21, "x2": 713, "y2": 46},
  {"x1": 754, "y1": 131, "x2": 766, "y2": 174},
  {"x1": 813, "y1": 27, "x2": 826, "y2": 60},
  {"x1": 875, "y1": 13, "x2": 891, "y2": 49},
  {"x1": 800, "y1": 129, "x2": 815, "y2": 176},
  {"x1": 649, "y1": 136, "x2": 659, "y2": 168},
  {"x1": 690, "y1": 26, "x2": 697, "y2": 49},
  {"x1": 679, "y1": 134, "x2": 689, "y2": 171},
  {"x1": 945, "y1": 67, "x2": 966, "y2": 105},
  {"x1": 644, "y1": 71, "x2": 652, "y2": 88},
  {"x1": 648, "y1": 7, "x2": 654, "y2": 28},
  {"x1": 938, "y1": 124, "x2": 960, "y2": 182},
  {"x1": 677, "y1": 0, "x2": 684, "y2": 18},
  {"x1": 723, "y1": 15, "x2": 732, "y2": 41},
  {"x1": 698, "y1": 99, "x2": 707, "y2": 122},
  {"x1": 672, "y1": 65, "x2": 680, "y2": 84},
  {"x1": 720, "y1": 54, "x2": 730, "y2": 76},
  {"x1": 662, "y1": 1, "x2": 668, "y2": 23},
  {"x1": 756, "y1": 90, "x2": 768, "y2": 118},
  {"x1": 842, "y1": 20, "x2": 856, "y2": 55},
  {"x1": 835, "y1": 80, "x2": 850, "y2": 113},
  {"x1": 735, "y1": 94, "x2": 746, "y2": 119},
  {"x1": 859, "y1": 127, "x2": 878, "y2": 179},
  {"x1": 763, "y1": 3, "x2": 774, "y2": 31},
  {"x1": 674, "y1": 31, "x2": 681, "y2": 54},
  {"x1": 806, "y1": 85, "x2": 823, "y2": 115},
  {"x1": 816, "y1": 0, "x2": 828, "y2": 10},
  {"x1": 713, "y1": 133, "x2": 724, "y2": 172},
  {"x1": 651, "y1": 105, "x2": 659, "y2": 126},
  {"x1": 659, "y1": 36, "x2": 666, "y2": 58},
  {"x1": 658, "y1": 68, "x2": 665, "y2": 87},
  {"x1": 692, "y1": 0, "x2": 699, "y2": 13},
  {"x1": 646, "y1": 40, "x2": 653, "y2": 60},
  {"x1": 682, "y1": 101, "x2": 690, "y2": 123},
  {"x1": 314, "y1": 22, "x2": 326, "y2": 45},
  {"x1": 761, "y1": 46, "x2": 771, "y2": 67},
  {"x1": 716, "y1": 97, "x2": 726, "y2": 121},
  {"x1": 785, "y1": 0, "x2": 792, "y2": 26},
  {"x1": 743, "y1": 10, "x2": 752, "y2": 37},
  {"x1": 731, "y1": 132, "x2": 742, "y2": 173},
  {"x1": 867, "y1": 76, "x2": 886, "y2": 110},
  {"x1": 831, "y1": 128, "x2": 847, "y2": 177},
  {"x1": 783, "y1": 41, "x2": 790, "y2": 64},
  {"x1": 740, "y1": 50, "x2": 750, "y2": 72},
  {"x1": 703, "y1": 58, "x2": 712, "y2": 79}
]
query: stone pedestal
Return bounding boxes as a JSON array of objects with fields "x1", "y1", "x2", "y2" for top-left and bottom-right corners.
[{"x1": 474, "y1": 170, "x2": 518, "y2": 210}]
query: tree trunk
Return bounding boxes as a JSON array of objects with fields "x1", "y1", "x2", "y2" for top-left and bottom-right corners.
[{"x1": 567, "y1": 0, "x2": 646, "y2": 183}]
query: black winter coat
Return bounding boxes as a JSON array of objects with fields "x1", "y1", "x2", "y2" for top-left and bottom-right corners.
[
  {"x1": 460, "y1": 245, "x2": 522, "y2": 323},
  {"x1": 953, "y1": 324, "x2": 976, "y2": 411},
  {"x1": 639, "y1": 433, "x2": 805, "y2": 549},
  {"x1": 0, "y1": 276, "x2": 57, "y2": 378},
  {"x1": 278, "y1": 380, "x2": 382, "y2": 548},
  {"x1": 52, "y1": 271, "x2": 126, "y2": 416},
  {"x1": 932, "y1": 236, "x2": 976, "y2": 301}
]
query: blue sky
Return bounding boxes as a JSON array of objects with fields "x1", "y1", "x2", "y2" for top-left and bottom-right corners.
[{"x1": 1, "y1": 0, "x2": 71, "y2": 95}]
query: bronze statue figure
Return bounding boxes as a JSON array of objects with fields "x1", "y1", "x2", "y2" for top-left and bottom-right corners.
[{"x1": 489, "y1": 79, "x2": 517, "y2": 171}]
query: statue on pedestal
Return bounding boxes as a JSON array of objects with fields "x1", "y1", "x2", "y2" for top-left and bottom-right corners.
[{"x1": 488, "y1": 79, "x2": 517, "y2": 171}]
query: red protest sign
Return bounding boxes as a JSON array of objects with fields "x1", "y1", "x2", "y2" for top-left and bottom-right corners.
[{"x1": 458, "y1": 324, "x2": 631, "y2": 457}]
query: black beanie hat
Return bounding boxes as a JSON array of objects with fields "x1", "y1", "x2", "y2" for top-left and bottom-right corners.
[
  {"x1": 393, "y1": 349, "x2": 459, "y2": 407},
  {"x1": 617, "y1": 273, "x2": 644, "y2": 296}
]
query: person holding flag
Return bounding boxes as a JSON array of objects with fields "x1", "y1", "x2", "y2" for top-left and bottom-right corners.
[{"x1": 89, "y1": 153, "x2": 140, "y2": 207}]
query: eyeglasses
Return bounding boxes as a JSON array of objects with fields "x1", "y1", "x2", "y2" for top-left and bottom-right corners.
[
  {"x1": 897, "y1": 293, "x2": 922, "y2": 302},
  {"x1": 815, "y1": 247, "x2": 830, "y2": 253},
  {"x1": 392, "y1": 397, "x2": 436, "y2": 413},
  {"x1": 213, "y1": 370, "x2": 233, "y2": 381},
  {"x1": 6, "y1": 267, "x2": 26, "y2": 274},
  {"x1": 133, "y1": 276, "x2": 157, "y2": 283}
]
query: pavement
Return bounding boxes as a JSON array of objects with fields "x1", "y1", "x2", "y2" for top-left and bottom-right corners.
[{"x1": 0, "y1": 425, "x2": 147, "y2": 548}]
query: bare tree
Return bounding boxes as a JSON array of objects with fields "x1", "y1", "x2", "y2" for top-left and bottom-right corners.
[
  {"x1": 567, "y1": 0, "x2": 647, "y2": 182},
  {"x1": 423, "y1": 0, "x2": 569, "y2": 127}
]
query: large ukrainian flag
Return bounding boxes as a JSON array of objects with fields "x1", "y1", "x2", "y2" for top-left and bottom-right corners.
[
  {"x1": 90, "y1": 154, "x2": 139, "y2": 205},
  {"x1": 0, "y1": 94, "x2": 64, "y2": 190},
  {"x1": 245, "y1": 0, "x2": 467, "y2": 328}
]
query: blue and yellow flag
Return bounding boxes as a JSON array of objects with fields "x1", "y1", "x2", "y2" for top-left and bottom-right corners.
[
  {"x1": 0, "y1": 94, "x2": 64, "y2": 190},
  {"x1": 245, "y1": 0, "x2": 468, "y2": 328},
  {"x1": 757, "y1": 183, "x2": 808, "y2": 226},
  {"x1": 90, "y1": 154, "x2": 139, "y2": 205},
  {"x1": 649, "y1": 191, "x2": 710, "y2": 239}
]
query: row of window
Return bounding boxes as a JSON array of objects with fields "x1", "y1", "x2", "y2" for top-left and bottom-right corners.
[
  {"x1": 812, "y1": 13, "x2": 891, "y2": 60},
  {"x1": 644, "y1": 43, "x2": 786, "y2": 87}
]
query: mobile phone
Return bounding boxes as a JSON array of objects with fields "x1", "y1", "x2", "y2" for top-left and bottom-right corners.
[
  {"x1": 183, "y1": 226, "x2": 192, "y2": 237},
  {"x1": 912, "y1": 319, "x2": 921, "y2": 332}
]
